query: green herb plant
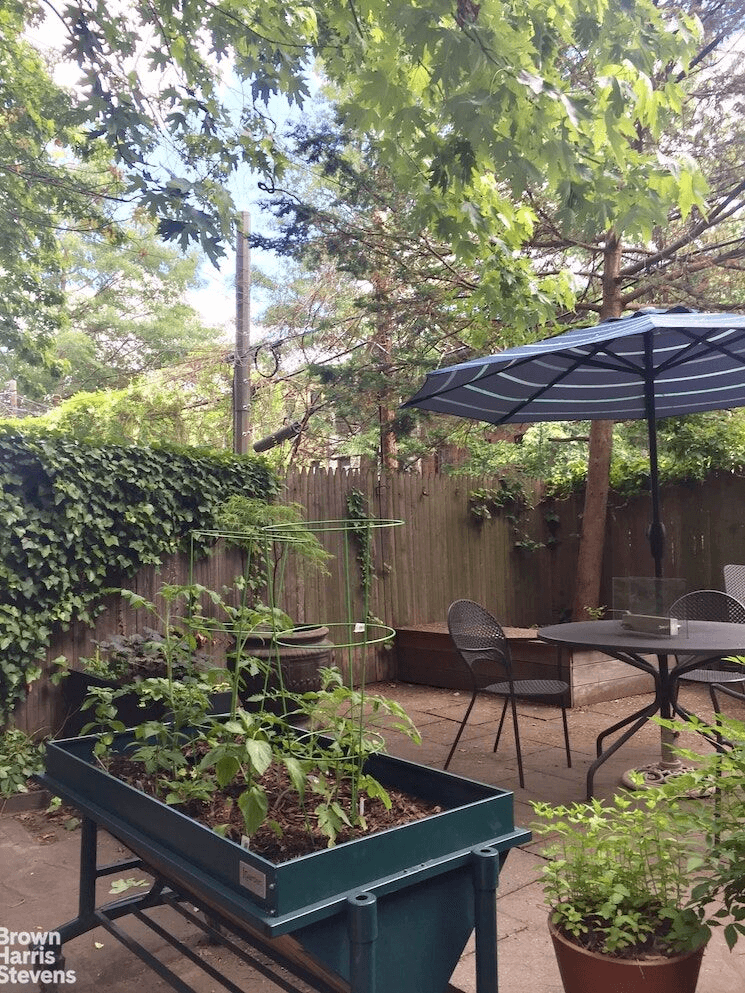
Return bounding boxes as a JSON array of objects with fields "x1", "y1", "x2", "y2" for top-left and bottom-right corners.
[
  {"x1": 533, "y1": 711, "x2": 745, "y2": 961},
  {"x1": 655, "y1": 712, "x2": 745, "y2": 951},
  {"x1": 532, "y1": 790, "x2": 708, "y2": 957},
  {"x1": 533, "y1": 790, "x2": 708, "y2": 957}
]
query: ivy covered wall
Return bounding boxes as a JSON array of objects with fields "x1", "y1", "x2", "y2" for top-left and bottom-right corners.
[{"x1": 0, "y1": 426, "x2": 277, "y2": 724}]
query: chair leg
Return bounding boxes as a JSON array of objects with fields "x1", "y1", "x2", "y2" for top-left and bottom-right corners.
[
  {"x1": 709, "y1": 683, "x2": 721, "y2": 735},
  {"x1": 444, "y1": 691, "x2": 478, "y2": 770},
  {"x1": 509, "y1": 694, "x2": 525, "y2": 789},
  {"x1": 560, "y1": 704, "x2": 572, "y2": 769},
  {"x1": 492, "y1": 697, "x2": 509, "y2": 754},
  {"x1": 493, "y1": 695, "x2": 525, "y2": 788}
]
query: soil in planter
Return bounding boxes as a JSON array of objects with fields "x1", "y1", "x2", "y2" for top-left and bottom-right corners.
[{"x1": 106, "y1": 753, "x2": 442, "y2": 863}]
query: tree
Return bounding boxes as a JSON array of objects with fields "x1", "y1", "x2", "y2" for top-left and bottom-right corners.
[
  {"x1": 521, "y1": 1, "x2": 745, "y2": 615},
  {"x1": 23, "y1": 0, "x2": 700, "y2": 268},
  {"x1": 251, "y1": 4, "x2": 745, "y2": 616},
  {"x1": 0, "y1": 1, "x2": 119, "y2": 365},
  {"x1": 27, "y1": 339, "x2": 296, "y2": 455},
  {"x1": 15, "y1": 0, "x2": 713, "y2": 614},
  {"x1": 59, "y1": 221, "x2": 222, "y2": 394},
  {"x1": 253, "y1": 121, "x2": 529, "y2": 469},
  {"x1": 31, "y1": 358, "x2": 232, "y2": 447},
  {"x1": 3, "y1": 218, "x2": 225, "y2": 398}
]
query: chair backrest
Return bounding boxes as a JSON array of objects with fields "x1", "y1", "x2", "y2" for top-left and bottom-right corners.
[
  {"x1": 724, "y1": 565, "x2": 745, "y2": 604},
  {"x1": 447, "y1": 600, "x2": 511, "y2": 680},
  {"x1": 669, "y1": 590, "x2": 745, "y2": 624}
]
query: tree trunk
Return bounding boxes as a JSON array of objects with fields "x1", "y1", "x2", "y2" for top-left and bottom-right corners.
[
  {"x1": 571, "y1": 233, "x2": 623, "y2": 620},
  {"x1": 572, "y1": 419, "x2": 615, "y2": 619}
]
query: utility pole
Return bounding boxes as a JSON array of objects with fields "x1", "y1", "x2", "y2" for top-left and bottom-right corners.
[{"x1": 233, "y1": 211, "x2": 251, "y2": 454}]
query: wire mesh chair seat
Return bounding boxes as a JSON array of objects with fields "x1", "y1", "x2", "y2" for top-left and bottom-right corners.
[
  {"x1": 669, "y1": 591, "x2": 745, "y2": 717},
  {"x1": 444, "y1": 599, "x2": 571, "y2": 788}
]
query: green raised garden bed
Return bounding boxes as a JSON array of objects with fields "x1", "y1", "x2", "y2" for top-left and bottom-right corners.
[{"x1": 41, "y1": 730, "x2": 529, "y2": 993}]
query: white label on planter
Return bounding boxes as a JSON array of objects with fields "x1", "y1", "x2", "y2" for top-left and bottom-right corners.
[
  {"x1": 239, "y1": 861, "x2": 267, "y2": 899},
  {"x1": 354, "y1": 622, "x2": 365, "y2": 633}
]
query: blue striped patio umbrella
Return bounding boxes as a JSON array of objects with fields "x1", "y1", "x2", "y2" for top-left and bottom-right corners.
[{"x1": 402, "y1": 308, "x2": 745, "y2": 577}]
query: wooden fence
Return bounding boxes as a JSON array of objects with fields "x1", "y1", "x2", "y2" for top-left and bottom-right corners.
[{"x1": 16, "y1": 467, "x2": 745, "y2": 734}]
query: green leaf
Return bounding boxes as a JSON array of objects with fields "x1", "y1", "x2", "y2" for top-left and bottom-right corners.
[
  {"x1": 215, "y1": 754, "x2": 241, "y2": 787},
  {"x1": 244, "y1": 738, "x2": 273, "y2": 776},
  {"x1": 237, "y1": 785, "x2": 268, "y2": 836}
]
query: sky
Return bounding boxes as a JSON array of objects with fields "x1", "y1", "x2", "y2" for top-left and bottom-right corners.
[{"x1": 191, "y1": 73, "x2": 321, "y2": 338}]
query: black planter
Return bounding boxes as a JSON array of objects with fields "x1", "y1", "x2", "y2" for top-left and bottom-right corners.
[{"x1": 60, "y1": 669, "x2": 231, "y2": 737}]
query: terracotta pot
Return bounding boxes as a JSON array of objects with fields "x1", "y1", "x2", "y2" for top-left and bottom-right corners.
[{"x1": 548, "y1": 917, "x2": 707, "y2": 993}]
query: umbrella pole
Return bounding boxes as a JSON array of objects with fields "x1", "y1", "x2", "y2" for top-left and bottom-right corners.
[
  {"x1": 644, "y1": 335, "x2": 665, "y2": 580},
  {"x1": 647, "y1": 418, "x2": 665, "y2": 580}
]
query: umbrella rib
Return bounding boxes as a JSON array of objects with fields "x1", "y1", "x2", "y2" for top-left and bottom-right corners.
[
  {"x1": 486, "y1": 342, "x2": 618, "y2": 422},
  {"x1": 655, "y1": 326, "x2": 745, "y2": 376}
]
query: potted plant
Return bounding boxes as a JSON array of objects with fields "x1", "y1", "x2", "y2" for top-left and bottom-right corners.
[
  {"x1": 0, "y1": 727, "x2": 48, "y2": 813},
  {"x1": 232, "y1": 607, "x2": 336, "y2": 699},
  {"x1": 54, "y1": 583, "x2": 235, "y2": 736},
  {"x1": 54, "y1": 627, "x2": 207, "y2": 735},
  {"x1": 532, "y1": 713, "x2": 745, "y2": 993}
]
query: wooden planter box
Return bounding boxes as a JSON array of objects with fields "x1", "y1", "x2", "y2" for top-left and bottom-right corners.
[{"x1": 395, "y1": 624, "x2": 653, "y2": 707}]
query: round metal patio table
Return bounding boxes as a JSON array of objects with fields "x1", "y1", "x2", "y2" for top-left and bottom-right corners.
[{"x1": 538, "y1": 619, "x2": 745, "y2": 798}]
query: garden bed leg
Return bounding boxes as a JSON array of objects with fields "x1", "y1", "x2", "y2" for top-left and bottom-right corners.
[
  {"x1": 347, "y1": 891, "x2": 377, "y2": 993},
  {"x1": 473, "y1": 845, "x2": 501, "y2": 993}
]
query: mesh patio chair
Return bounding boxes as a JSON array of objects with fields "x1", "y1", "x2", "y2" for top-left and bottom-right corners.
[
  {"x1": 669, "y1": 591, "x2": 745, "y2": 717},
  {"x1": 444, "y1": 599, "x2": 571, "y2": 788},
  {"x1": 708, "y1": 568, "x2": 745, "y2": 718},
  {"x1": 724, "y1": 564, "x2": 745, "y2": 604}
]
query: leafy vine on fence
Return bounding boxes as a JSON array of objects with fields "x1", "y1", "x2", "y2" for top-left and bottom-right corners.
[
  {"x1": 0, "y1": 426, "x2": 277, "y2": 724},
  {"x1": 345, "y1": 489, "x2": 374, "y2": 608},
  {"x1": 468, "y1": 480, "x2": 544, "y2": 552}
]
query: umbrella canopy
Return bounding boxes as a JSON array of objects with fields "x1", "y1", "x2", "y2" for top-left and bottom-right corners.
[{"x1": 402, "y1": 308, "x2": 745, "y2": 576}]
